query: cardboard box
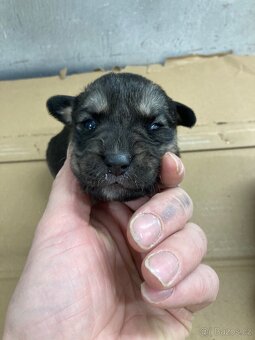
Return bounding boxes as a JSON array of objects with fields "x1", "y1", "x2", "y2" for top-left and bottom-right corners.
[{"x1": 1, "y1": 55, "x2": 255, "y2": 339}]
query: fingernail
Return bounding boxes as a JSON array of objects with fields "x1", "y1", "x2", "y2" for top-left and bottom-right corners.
[
  {"x1": 167, "y1": 153, "x2": 184, "y2": 175},
  {"x1": 141, "y1": 282, "x2": 173, "y2": 303},
  {"x1": 145, "y1": 251, "x2": 179, "y2": 287},
  {"x1": 130, "y1": 213, "x2": 162, "y2": 249}
]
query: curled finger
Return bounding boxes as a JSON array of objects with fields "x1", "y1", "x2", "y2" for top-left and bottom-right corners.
[
  {"x1": 141, "y1": 223, "x2": 207, "y2": 289},
  {"x1": 141, "y1": 264, "x2": 219, "y2": 311},
  {"x1": 127, "y1": 187, "x2": 193, "y2": 251}
]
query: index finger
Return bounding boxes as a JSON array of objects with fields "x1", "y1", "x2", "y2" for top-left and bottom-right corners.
[
  {"x1": 124, "y1": 152, "x2": 185, "y2": 211},
  {"x1": 160, "y1": 152, "x2": 185, "y2": 188}
]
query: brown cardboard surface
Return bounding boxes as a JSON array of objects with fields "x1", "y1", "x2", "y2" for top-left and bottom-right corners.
[
  {"x1": 1, "y1": 55, "x2": 255, "y2": 162},
  {"x1": 190, "y1": 263, "x2": 255, "y2": 340},
  {"x1": 1, "y1": 55, "x2": 255, "y2": 338}
]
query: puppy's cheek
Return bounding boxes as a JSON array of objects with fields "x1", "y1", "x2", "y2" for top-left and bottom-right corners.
[
  {"x1": 158, "y1": 141, "x2": 179, "y2": 156},
  {"x1": 133, "y1": 156, "x2": 160, "y2": 186},
  {"x1": 70, "y1": 151, "x2": 79, "y2": 174},
  {"x1": 166, "y1": 142, "x2": 179, "y2": 156},
  {"x1": 70, "y1": 154, "x2": 83, "y2": 183},
  {"x1": 70, "y1": 153, "x2": 95, "y2": 185}
]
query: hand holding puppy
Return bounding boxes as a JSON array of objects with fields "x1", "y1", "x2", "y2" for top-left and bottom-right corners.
[{"x1": 4, "y1": 153, "x2": 219, "y2": 340}]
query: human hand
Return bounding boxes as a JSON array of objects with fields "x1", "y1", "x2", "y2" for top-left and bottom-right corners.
[{"x1": 4, "y1": 152, "x2": 219, "y2": 340}]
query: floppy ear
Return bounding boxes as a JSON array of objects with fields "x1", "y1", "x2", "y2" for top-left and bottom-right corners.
[
  {"x1": 46, "y1": 95, "x2": 74, "y2": 125},
  {"x1": 174, "y1": 101, "x2": 196, "y2": 128}
]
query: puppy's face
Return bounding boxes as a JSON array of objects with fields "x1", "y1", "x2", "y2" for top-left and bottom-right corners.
[{"x1": 47, "y1": 73, "x2": 196, "y2": 201}]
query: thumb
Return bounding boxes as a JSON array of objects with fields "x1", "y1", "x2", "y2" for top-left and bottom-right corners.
[{"x1": 42, "y1": 153, "x2": 91, "y2": 224}]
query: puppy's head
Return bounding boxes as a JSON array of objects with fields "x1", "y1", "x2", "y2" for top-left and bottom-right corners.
[{"x1": 47, "y1": 73, "x2": 196, "y2": 201}]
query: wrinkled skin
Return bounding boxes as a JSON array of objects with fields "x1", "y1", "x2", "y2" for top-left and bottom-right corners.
[{"x1": 4, "y1": 153, "x2": 219, "y2": 340}]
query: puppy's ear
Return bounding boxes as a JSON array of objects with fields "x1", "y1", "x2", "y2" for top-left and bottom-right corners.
[
  {"x1": 174, "y1": 101, "x2": 196, "y2": 128},
  {"x1": 46, "y1": 95, "x2": 74, "y2": 125}
]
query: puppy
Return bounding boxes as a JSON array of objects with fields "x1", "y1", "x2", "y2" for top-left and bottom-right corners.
[{"x1": 46, "y1": 72, "x2": 196, "y2": 201}]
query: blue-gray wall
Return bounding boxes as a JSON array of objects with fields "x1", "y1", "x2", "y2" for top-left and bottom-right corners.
[{"x1": 1, "y1": 0, "x2": 255, "y2": 79}]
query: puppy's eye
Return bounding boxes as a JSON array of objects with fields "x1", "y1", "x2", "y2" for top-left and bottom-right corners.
[
  {"x1": 83, "y1": 119, "x2": 97, "y2": 130},
  {"x1": 148, "y1": 122, "x2": 164, "y2": 131}
]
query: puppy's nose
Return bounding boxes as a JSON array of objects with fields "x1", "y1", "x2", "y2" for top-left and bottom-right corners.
[{"x1": 104, "y1": 153, "x2": 131, "y2": 176}]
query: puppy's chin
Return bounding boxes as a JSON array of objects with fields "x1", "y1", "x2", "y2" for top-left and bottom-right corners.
[
  {"x1": 76, "y1": 175, "x2": 158, "y2": 202},
  {"x1": 87, "y1": 184, "x2": 156, "y2": 202},
  {"x1": 70, "y1": 160, "x2": 158, "y2": 201}
]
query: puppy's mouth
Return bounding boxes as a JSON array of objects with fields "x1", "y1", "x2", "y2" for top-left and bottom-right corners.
[
  {"x1": 103, "y1": 172, "x2": 132, "y2": 188},
  {"x1": 99, "y1": 173, "x2": 153, "y2": 201},
  {"x1": 71, "y1": 156, "x2": 159, "y2": 201}
]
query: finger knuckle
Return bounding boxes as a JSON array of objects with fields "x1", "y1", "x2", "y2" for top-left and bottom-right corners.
[
  {"x1": 172, "y1": 188, "x2": 193, "y2": 219},
  {"x1": 188, "y1": 223, "x2": 208, "y2": 258},
  {"x1": 200, "y1": 264, "x2": 220, "y2": 303},
  {"x1": 195, "y1": 274, "x2": 210, "y2": 304}
]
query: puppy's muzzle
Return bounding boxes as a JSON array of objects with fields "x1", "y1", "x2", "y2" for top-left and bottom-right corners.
[{"x1": 104, "y1": 152, "x2": 131, "y2": 176}]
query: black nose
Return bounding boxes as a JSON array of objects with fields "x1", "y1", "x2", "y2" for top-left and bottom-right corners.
[{"x1": 104, "y1": 153, "x2": 131, "y2": 176}]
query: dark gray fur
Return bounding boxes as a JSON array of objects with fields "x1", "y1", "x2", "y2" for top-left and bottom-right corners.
[{"x1": 46, "y1": 72, "x2": 196, "y2": 201}]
